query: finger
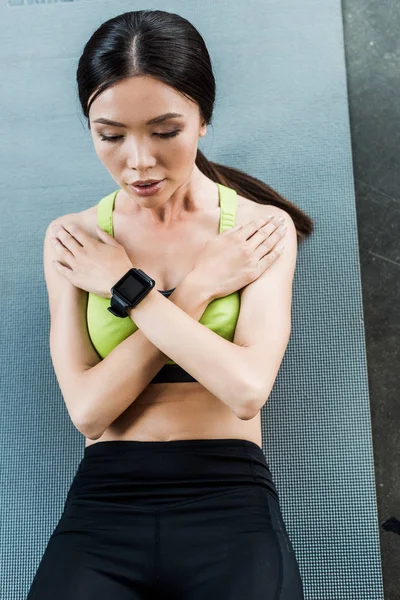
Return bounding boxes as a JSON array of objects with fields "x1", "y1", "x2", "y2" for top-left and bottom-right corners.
[
  {"x1": 247, "y1": 217, "x2": 283, "y2": 251},
  {"x1": 224, "y1": 224, "x2": 242, "y2": 233},
  {"x1": 53, "y1": 228, "x2": 80, "y2": 255},
  {"x1": 95, "y1": 225, "x2": 118, "y2": 244},
  {"x1": 52, "y1": 259, "x2": 73, "y2": 273},
  {"x1": 59, "y1": 222, "x2": 90, "y2": 247}
]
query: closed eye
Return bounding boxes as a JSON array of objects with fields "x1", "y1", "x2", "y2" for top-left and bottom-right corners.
[{"x1": 100, "y1": 130, "x2": 181, "y2": 143}]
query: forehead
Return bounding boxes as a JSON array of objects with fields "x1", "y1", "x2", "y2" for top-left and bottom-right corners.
[{"x1": 89, "y1": 76, "x2": 195, "y2": 123}]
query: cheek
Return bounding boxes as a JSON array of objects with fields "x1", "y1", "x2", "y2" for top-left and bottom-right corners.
[
  {"x1": 93, "y1": 142, "x2": 109, "y2": 160},
  {"x1": 96, "y1": 146, "x2": 121, "y2": 168},
  {"x1": 168, "y1": 138, "x2": 197, "y2": 164}
]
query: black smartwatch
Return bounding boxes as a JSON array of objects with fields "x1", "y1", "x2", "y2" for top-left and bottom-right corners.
[{"x1": 107, "y1": 268, "x2": 156, "y2": 318}]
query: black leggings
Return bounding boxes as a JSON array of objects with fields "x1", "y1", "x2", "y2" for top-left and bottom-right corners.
[{"x1": 27, "y1": 438, "x2": 304, "y2": 599}]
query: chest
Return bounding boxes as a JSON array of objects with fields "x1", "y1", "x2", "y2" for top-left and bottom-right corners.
[
  {"x1": 113, "y1": 214, "x2": 213, "y2": 291},
  {"x1": 106, "y1": 197, "x2": 258, "y2": 292}
]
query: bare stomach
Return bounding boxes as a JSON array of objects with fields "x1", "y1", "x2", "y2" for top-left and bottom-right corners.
[{"x1": 84, "y1": 382, "x2": 262, "y2": 449}]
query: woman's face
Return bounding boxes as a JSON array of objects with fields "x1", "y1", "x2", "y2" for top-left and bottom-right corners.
[{"x1": 88, "y1": 76, "x2": 207, "y2": 199}]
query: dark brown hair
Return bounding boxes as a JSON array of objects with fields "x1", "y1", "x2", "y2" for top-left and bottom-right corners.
[{"x1": 77, "y1": 9, "x2": 313, "y2": 242}]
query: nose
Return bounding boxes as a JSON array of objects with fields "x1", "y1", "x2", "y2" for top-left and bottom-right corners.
[{"x1": 126, "y1": 138, "x2": 157, "y2": 172}]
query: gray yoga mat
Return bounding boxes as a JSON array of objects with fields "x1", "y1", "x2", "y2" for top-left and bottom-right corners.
[{"x1": 0, "y1": 1, "x2": 384, "y2": 598}]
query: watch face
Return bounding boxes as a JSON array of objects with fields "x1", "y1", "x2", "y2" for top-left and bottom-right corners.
[{"x1": 117, "y1": 270, "x2": 146, "y2": 302}]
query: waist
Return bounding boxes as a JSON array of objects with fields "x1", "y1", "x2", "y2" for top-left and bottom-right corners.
[{"x1": 70, "y1": 438, "x2": 279, "y2": 507}]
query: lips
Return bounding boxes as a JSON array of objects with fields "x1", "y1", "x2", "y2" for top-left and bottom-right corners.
[
  {"x1": 133, "y1": 179, "x2": 162, "y2": 186},
  {"x1": 128, "y1": 179, "x2": 166, "y2": 196}
]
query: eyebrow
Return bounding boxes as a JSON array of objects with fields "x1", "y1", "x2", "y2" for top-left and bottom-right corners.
[{"x1": 92, "y1": 112, "x2": 184, "y2": 128}]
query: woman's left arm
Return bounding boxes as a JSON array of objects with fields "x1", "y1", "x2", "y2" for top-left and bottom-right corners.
[
  {"x1": 128, "y1": 215, "x2": 297, "y2": 420},
  {"x1": 127, "y1": 276, "x2": 253, "y2": 419}
]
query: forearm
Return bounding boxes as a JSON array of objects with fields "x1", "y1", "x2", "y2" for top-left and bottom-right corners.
[
  {"x1": 126, "y1": 272, "x2": 255, "y2": 419},
  {"x1": 81, "y1": 275, "x2": 211, "y2": 439}
]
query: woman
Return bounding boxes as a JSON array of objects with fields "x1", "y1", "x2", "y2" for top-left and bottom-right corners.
[{"x1": 28, "y1": 9, "x2": 313, "y2": 599}]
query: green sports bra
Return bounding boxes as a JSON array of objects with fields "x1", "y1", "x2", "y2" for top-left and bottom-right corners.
[{"x1": 87, "y1": 182, "x2": 241, "y2": 383}]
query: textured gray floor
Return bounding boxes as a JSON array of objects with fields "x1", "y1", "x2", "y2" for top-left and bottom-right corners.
[
  {"x1": 1, "y1": 0, "x2": 397, "y2": 598},
  {"x1": 342, "y1": 1, "x2": 400, "y2": 598}
]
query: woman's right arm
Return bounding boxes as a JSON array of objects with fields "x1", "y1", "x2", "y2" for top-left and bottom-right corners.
[{"x1": 44, "y1": 218, "x2": 212, "y2": 441}]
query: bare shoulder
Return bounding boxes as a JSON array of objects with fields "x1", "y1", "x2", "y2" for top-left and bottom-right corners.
[
  {"x1": 51, "y1": 205, "x2": 97, "y2": 236},
  {"x1": 237, "y1": 194, "x2": 297, "y2": 259},
  {"x1": 236, "y1": 194, "x2": 292, "y2": 224}
]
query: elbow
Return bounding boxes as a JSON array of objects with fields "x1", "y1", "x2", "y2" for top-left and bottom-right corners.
[
  {"x1": 74, "y1": 386, "x2": 108, "y2": 440},
  {"x1": 236, "y1": 407, "x2": 258, "y2": 421},
  {"x1": 84, "y1": 426, "x2": 105, "y2": 441},
  {"x1": 79, "y1": 421, "x2": 104, "y2": 441},
  {"x1": 235, "y1": 378, "x2": 269, "y2": 420},
  {"x1": 234, "y1": 384, "x2": 262, "y2": 421},
  {"x1": 75, "y1": 411, "x2": 104, "y2": 441}
]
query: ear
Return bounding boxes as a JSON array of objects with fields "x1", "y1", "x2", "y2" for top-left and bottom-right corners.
[{"x1": 199, "y1": 121, "x2": 207, "y2": 137}]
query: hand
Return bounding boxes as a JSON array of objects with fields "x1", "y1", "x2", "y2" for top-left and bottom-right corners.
[
  {"x1": 190, "y1": 215, "x2": 287, "y2": 300},
  {"x1": 49, "y1": 222, "x2": 133, "y2": 298}
]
